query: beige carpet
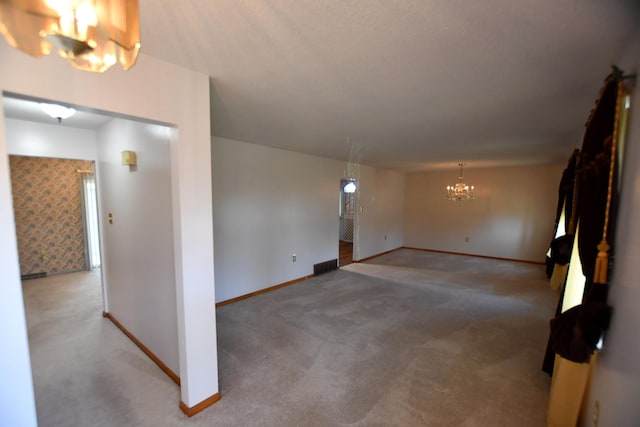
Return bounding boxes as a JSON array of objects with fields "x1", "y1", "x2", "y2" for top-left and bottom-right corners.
[{"x1": 23, "y1": 249, "x2": 556, "y2": 426}]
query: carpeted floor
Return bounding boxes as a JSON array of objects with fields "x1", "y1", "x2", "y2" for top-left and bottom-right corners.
[{"x1": 23, "y1": 249, "x2": 556, "y2": 426}]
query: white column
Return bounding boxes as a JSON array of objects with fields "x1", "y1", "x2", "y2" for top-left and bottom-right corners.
[{"x1": 0, "y1": 106, "x2": 38, "y2": 427}]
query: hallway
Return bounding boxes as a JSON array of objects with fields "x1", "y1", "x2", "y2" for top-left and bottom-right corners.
[{"x1": 23, "y1": 270, "x2": 179, "y2": 426}]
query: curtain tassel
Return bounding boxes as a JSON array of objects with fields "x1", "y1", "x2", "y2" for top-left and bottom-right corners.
[
  {"x1": 594, "y1": 240, "x2": 610, "y2": 284},
  {"x1": 592, "y1": 79, "x2": 625, "y2": 286}
]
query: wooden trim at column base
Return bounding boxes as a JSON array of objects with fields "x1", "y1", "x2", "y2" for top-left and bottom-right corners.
[
  {"x1": 180, "y1": 392, "x2": 221, "y2": 417},
  {"x1": 353, "y1": 247, "x2": 402, "y2": 263},
  {"x1": 103, "y1": 311, "x2": 181, "y2": 386},
  {"x1": 216, "y1": 275, "x2": 313, "y2": 307}
]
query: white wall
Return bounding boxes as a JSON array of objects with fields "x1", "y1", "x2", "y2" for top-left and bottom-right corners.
[
  {"x1": 585, "y1": 30, "x2": 640, "y2": 427},
  {"x1": 212, "y1": 137, "x2": 405, "y2": 303},
  {"x1": 97, "y1": 119, "x2": 179, "y2": 373},
  {"x1": 5, "y1": 118, "x2": 98, "y2": 160},
  {"x1": 0, "y1": 42, "x2": 217, "y2": 421},
  {"x1": 354, "y1": 165, "x2": 405, "y2": 260},
  {"x1": 404, "y1": 163, "x2": 563, "y2": 262}
]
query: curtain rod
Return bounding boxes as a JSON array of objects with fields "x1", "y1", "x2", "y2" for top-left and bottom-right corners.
[{"x1": 611, "y1": 65, "x2": 636, "y2": 83}]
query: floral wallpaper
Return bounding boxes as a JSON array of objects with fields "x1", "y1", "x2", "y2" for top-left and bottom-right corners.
[{"x1": 9, "y1": 156, "x2": 94, "y2": 277}]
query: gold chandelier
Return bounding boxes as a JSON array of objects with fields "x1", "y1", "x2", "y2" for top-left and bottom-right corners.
[
  {"x1": 446, "y1": 162, "x2": 475, "y2": 201},
  {"x1": 0, "y1": 0, "x2": 140, "y2": 72}
]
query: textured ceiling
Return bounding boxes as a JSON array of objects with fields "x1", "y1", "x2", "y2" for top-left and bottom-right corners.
[
  {"x1": 4, "y1": 1, "x2": 639, "y2": 171},
  {"x1": 137, "y1": 0, "x2": 639, "y2": 170}
]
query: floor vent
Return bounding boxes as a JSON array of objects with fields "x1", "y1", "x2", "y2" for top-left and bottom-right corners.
[
  {"x1": 314, "y1": 259, "x2": 338, "y2": 276},
  {"x1": 21, "y1": 272, "x2": 47, "y2": 280}
]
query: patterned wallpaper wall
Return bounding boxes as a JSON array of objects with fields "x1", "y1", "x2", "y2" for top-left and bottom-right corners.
[{"x1": 9, "y1": 156, "x2": 94, "y2": 276}]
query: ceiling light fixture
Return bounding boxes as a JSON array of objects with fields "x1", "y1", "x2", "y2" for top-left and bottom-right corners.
[
  {"x1": 41, "y1": 102, "x2": 76, "y2": 122},
  {"x1": 0, "y1": 0, "x2": 141, "y2": 73},
  {"x1": 343, "y1": 180, "x2": 357, "y2": 193},
  {"x1": 446, "y1": 162, "x2": 475, "y2": 201}
]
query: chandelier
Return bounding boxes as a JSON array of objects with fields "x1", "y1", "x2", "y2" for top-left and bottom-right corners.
[
  {"x1": 0, "y1": 0, "x2": 141, "y2": 73},
  {"x1": 446, "y1": 162, "x2": 475, "y2": 201}
]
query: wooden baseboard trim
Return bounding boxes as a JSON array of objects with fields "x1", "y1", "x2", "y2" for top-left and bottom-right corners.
[
  {"x1": 179, "y1": 392, "x2": 221, "y2": 417},
  {"x1": 216, "y1": 275, "x2": 314, "y2": 307},
  {"x1": 102, "y1": 311, "x2": 180, "y2": 386},
  {"x1": 401, "y1": 246, "x2": 545, "y2": 265},
  {"x1": 353, "y1": 247, "x2": 403, "y2": 263}
]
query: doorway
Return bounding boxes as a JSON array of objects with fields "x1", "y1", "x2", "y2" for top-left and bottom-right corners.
[
  {"x1": 3, "y1": 93, "x2": 177, "y2": 420},
  {"x1": 9, "y1": 155, "x2": 101, "y2": 278},
  {"x1": 80, "y1": 170, "x2": 101, "y2": 269},
  {"x1": 339, "y1": 179, "x2": 357, "y2": 266},
  {"x1": 6, "y1": 118, "x2": 108, "y2": 420}
]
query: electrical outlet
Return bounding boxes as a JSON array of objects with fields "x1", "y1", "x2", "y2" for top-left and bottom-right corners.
[
  {"x1": 292, "y1": 254, "x2": 296, "y2": 262},
  {"x1": 384, "y1": 235, "x2": 387, "y2": 240},
  {"x1": 465, "y1": 236, "x2": 470, "y2": 242}
]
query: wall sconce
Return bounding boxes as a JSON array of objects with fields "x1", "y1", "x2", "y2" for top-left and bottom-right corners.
[
  {"x1": 121, "y1": 150, "x2": 136, "y2": 166},
  {"x1": 343, "y1": 180, "x2": 357, "y2": 193}
]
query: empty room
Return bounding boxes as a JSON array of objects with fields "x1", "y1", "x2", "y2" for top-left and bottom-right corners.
[{"x1": 1, "y1": 1, "x2": 640, "y2": 426}]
